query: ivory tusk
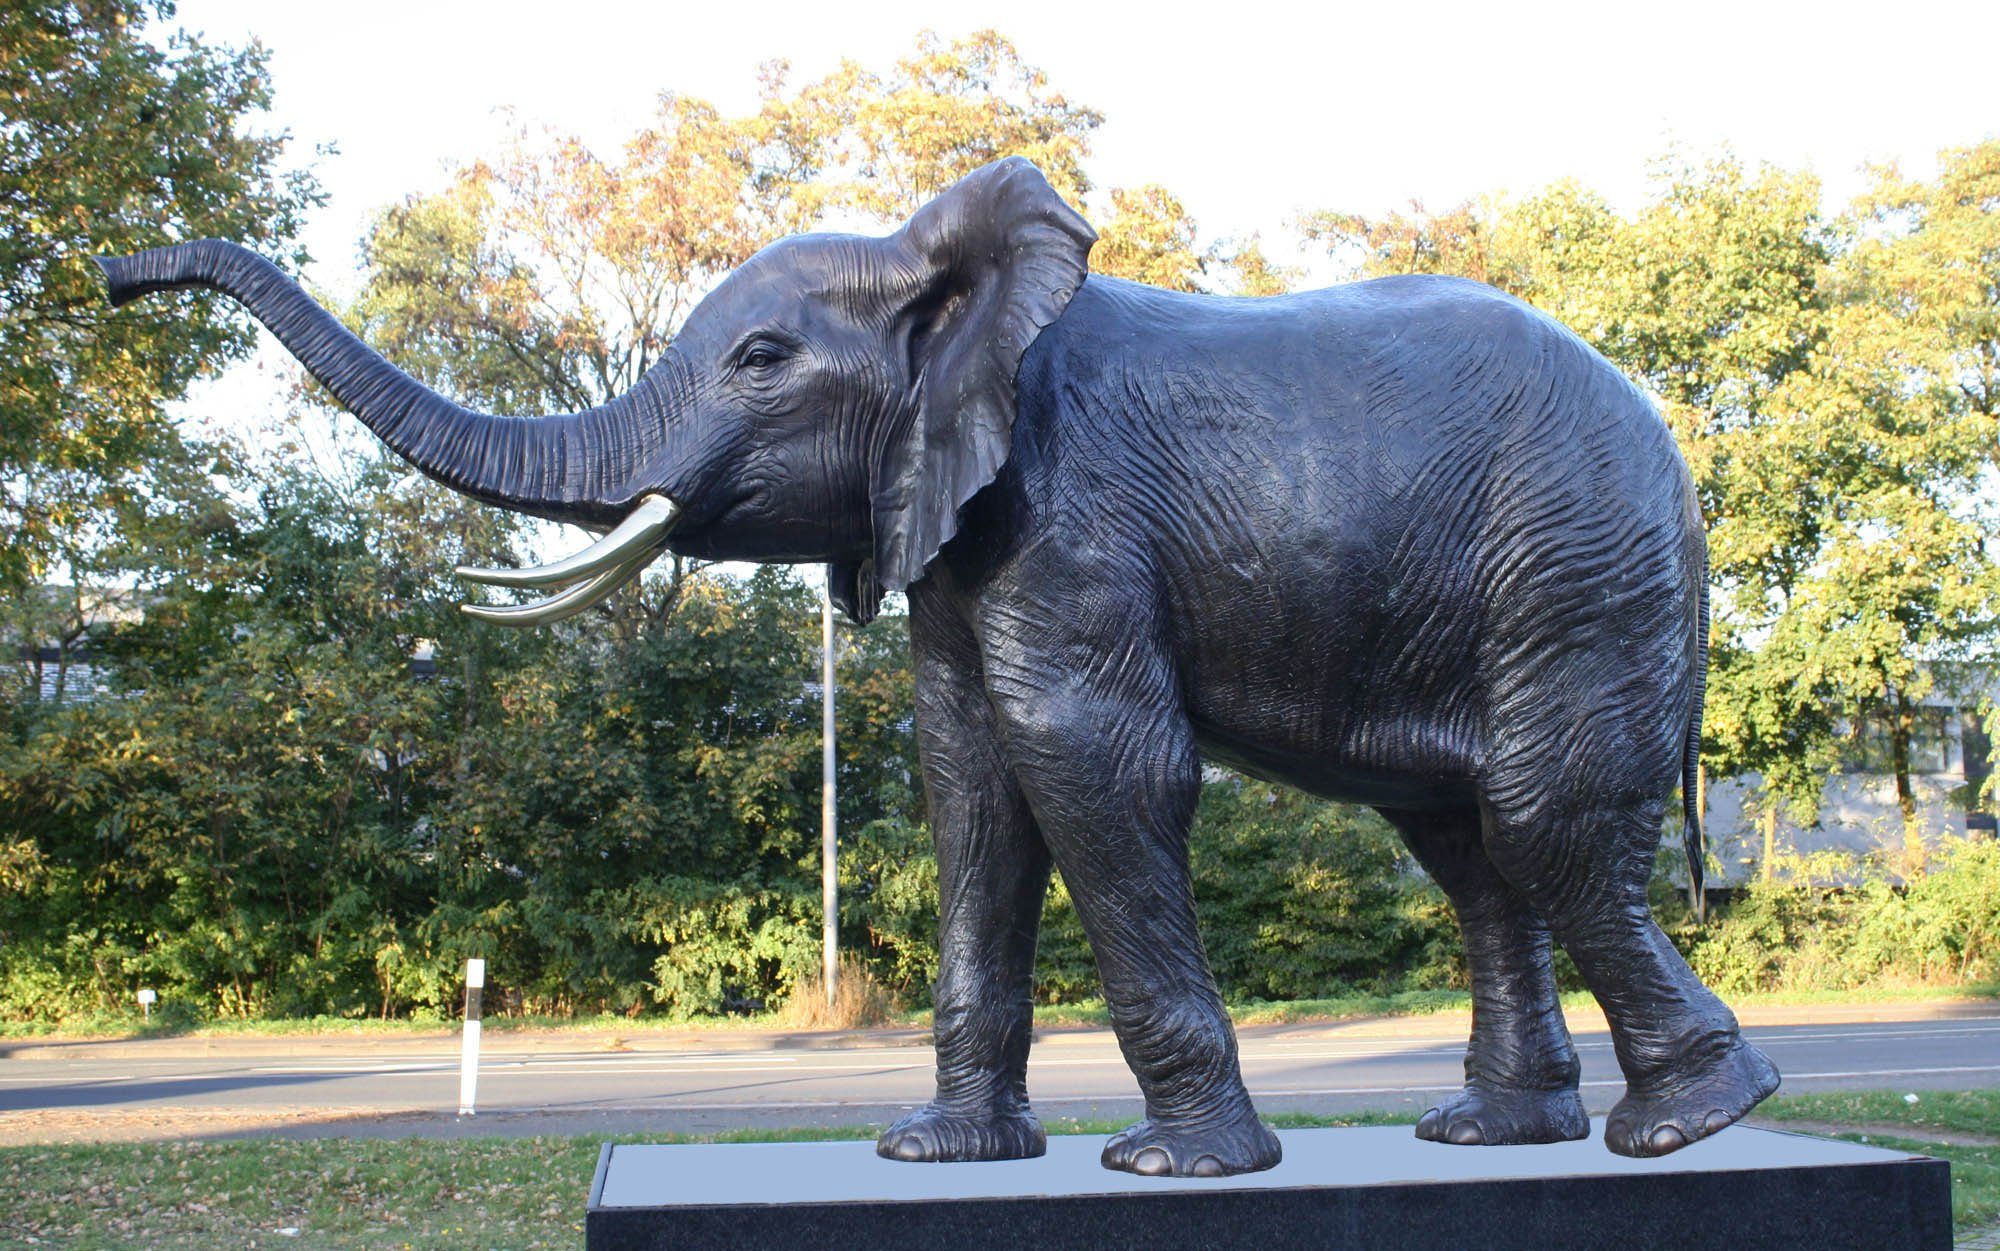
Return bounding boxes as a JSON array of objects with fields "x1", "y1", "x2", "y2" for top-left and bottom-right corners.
[
  {"x1": 455, "y1": 494, "x2": 679, "y2": 588},
  {"x1": 458, "y1": 546, "x2": 660, "y2": 627}
]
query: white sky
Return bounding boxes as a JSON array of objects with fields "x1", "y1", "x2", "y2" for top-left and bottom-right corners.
[
  {"x1": 161, "y1": 0, "x2": 1999, "y2": 513},
  {"x1": 169, "y1": 0, "x2": 1997, "y2": 290}
]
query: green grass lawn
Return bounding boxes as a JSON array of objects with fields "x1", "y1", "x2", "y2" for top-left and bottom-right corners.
[
  {"x1": 1758, "y1": 1088, "x2": 2000, "y2": 1141},
  {"x1": 1, "y1": 1117, "x2": 1413, "y2": 1250},
  {"x1": 1753, "y1": 1089, "x2": 2000, "y2": 1233},
  {"x1": 1, "y1": 1097, "x2": 1992, "y2": 1250}
]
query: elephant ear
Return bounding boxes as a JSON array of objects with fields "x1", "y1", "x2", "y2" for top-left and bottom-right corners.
[{"x1": 866, "y1": 157, "x2": 1095, "y2": 599}]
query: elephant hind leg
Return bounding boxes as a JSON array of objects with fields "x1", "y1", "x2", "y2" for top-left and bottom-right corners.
[
  {"x1": 1477, "y1": 772, "x2": 1778, "y2": 1157},
  {"x1": 1379, "y1": 806, "x2": 1587, "y2": 1146}
]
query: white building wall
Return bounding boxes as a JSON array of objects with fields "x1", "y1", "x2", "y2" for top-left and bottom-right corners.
[{"x1": 1702, "y1": 697, "x2": 1990, "y2": 885}]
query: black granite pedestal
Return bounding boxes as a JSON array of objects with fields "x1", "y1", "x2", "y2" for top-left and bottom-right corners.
[{"x1": 586, "y1": 1119, "x2": 1951, "y2": 1250}]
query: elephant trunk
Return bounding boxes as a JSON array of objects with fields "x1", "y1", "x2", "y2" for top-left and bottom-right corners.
[{"x1": 97, "y1": 240, "x2": 661, "y2": 529}]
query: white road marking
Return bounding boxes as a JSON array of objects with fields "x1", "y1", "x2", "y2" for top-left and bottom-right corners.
[
  {"x1": 1243, "y1": 1064, "x2": 2000, "y2": 1099},
  {"x1": 7, "y1": 1020, "x2": 2000, "y2": 1110},
  {"x1": 1748, "y1": 1025, "x2": 2000, "y2": 1043},
  {"x1": 246, "y1": 1064, "x2": 456, "y2": 1075},
  {"x1": 385, "y1": 1063, "x2": 2000, "y2": 1113},
  {"x1": 1747, "y1": 1063, "x2": 2000, "y2": 1081},
  {"x1": 1257, "y1": 1023, "x2": 2000, "y2": 1051}
]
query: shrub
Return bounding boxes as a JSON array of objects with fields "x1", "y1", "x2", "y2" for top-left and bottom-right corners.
[
  {"x1": 1188, "y1": 778, "x2": 1461, "y2": 1000},
  {"x1": 1683, "y1": 836, "x2": 2000, "y2": 995},
  {"x1": 837, "y1": 775, "x2": 1466, "y2": 1008},
  {"x1": 772, "y1": 956, "x2": 898, "y2": 1030}
]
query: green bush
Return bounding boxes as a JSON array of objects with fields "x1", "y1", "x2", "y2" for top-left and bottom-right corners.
[
  {"x1": 7, "y1": 455, "x2": 1993, "y2": 1026},
  {"x1": 834, "y1": 774, "x2": 1467, "y2": 1009},
  {"x1": 627, "y1": 877, "x2": 823, "y2": 1018},
  {"x1": 1685, "y1": 836, "x2": 2000, "y2": 995},
  {"x1": 840, "y1": 816, "x2": 941, "y2": 1001},
  {"x1": 0, "y1": 467, "x2": 925, "y2": 1027},
  {"x1": 1188, "y1": 778, "x2": 1462, "y2": 1000}
]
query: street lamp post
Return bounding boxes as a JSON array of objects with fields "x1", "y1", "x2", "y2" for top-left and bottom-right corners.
[{"x1": 821, "y1": 582, "x2": 839, "y2": 1008}]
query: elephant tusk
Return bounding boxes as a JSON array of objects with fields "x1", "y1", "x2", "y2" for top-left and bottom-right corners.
[
  {"x1": 455, "y1": 493, "x2": 679, "y2": 627},
  {"x1": 455, "y1": 494, "x2": 679, "y2": 588},
  {"x1": 458, "y1": 546, "x2": 660, "y2": 627}
]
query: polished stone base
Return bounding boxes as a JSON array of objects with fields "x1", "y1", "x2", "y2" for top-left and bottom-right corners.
[{"x1": 585, "y1": 1119, "x2": 1950, "y2": 1250}]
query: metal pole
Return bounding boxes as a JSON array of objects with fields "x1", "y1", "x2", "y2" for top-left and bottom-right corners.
[
  {"x1": 822, "y1": 585, "x2": 839, "y2": 1008},
  {"x1": 458, "y1": 957, "x2": 484, "y2": 1116}
]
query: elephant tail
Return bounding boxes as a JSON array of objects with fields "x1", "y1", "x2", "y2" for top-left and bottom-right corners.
[{"x1": 1683, "y1": 541, "x2": 1709, "y2": 923}]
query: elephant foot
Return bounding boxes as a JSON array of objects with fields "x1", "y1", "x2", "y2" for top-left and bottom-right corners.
[
  {"x1": 1414, "y1": 1084, "x2": 1589, "y2": 1146},
  {"x1": 877, "y1": 1103, "x2": 1047, "y2": 1162},
  {"x1": 1101, "y1": 1106, "x2": 1282, "y2": 1178},
  {"x1": 1605, "y1": 1037, "x2": 1781, "y2": 1158}
]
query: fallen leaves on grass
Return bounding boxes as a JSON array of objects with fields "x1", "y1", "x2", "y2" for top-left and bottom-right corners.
[{"x1": 2, "y1": 1136, "x2": 599, "y2": 1250}]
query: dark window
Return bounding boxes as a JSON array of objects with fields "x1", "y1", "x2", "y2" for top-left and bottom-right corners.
[
  {"x1": 1962, "y1": 709, "x2": 1993, "y2": 789},
  {"x1": 1962, "y1": 709, "x2": 1995, "y2": 829},
  {"x1": 1840, "y1": 705, "x2": 1953, "y2": 775}
]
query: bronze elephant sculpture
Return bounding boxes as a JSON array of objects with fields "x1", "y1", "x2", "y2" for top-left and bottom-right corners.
[{"x1": 102, "y1": 157, "x2": 1777, "y2": 1176}]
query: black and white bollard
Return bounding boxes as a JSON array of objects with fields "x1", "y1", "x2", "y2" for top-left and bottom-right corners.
[{"x1": 458, "y1": 957, "x2": 484, "y2": 1117}]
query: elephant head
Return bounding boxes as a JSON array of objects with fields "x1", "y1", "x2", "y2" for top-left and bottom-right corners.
[{"x1": 98, "y1": 158, "x2": 1096, "y2": 625}]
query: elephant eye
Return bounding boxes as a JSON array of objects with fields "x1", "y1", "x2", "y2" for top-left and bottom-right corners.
[{"x1": 734, "y1": 337, "x2": 793, "y2": 375}]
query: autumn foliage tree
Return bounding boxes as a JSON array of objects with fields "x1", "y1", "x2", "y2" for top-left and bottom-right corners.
[
  {"x1": 5, "y1": 15, "x2": 1998, "y2": 1024},
  {"x1": 0, "y1": 0, "x2": 317, "y2": 596},
  {"x1": 352, "y1": 31, "x2": 1288, "y2": 438}
]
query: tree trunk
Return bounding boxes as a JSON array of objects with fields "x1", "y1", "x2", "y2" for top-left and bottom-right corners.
[
  {"x1": 1891, "y1": 692, "x2": 1925, "y2": 873},
  {"x1": 1761, "y1": 803, "x2": 1778, "y2": 885}
]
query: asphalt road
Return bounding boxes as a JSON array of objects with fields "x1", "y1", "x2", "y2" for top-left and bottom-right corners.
[{"x1": 4, "y1": 1012, "x2": 1998, "y2": 1140}]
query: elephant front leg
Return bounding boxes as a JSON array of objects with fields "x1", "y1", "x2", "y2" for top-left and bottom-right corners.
[
  {"x1": 877, "y1": 615, "x2": 1052, "y2": 1164},
  {"x1": 986, "y1": 639, "x2": 1280, "y2": 1178}
]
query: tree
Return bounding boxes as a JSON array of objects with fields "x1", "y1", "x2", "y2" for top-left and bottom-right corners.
[
  {"x1": 804, "y1": 33, "x2": 1273, "y2": 295},
  {"x1": 1219, "y1": 236, "x2": 1299, "y2": 297},
  {"x1": 353, "y1": 93, "x2": 827, "y2": 420},
  {"x1": 0, "y1": 0, "x2": 317, "y2": 594},
  {"x1": 803, "y1": 29, "x2": 1100, "y2": 221},
  {"x1": 348, "y1": 29, "x2": 1279, "y2": 442},
  {"x1": 1, "y1": 451, "x2": 470, "y2": 1019},
  {"x1": 350, "y1": 31, "x2": 1103, "y2": 419},
  {"x1": 1758, "y1": 141, "x2": 2000, "y2": 844},
  {"x1": 1300, "y1": 198, "x2": 1503, "y2": 285},
  {"x1": 0, "y1": 433, "x2": 925, "y2": 1021},
  {"x1": 1092, "y1": 185, "x2": 1208, "y2": 292}
]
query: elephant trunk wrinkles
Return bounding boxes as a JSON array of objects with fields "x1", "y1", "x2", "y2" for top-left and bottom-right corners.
[{"x1": 97, "y1": 240, "x2": 659, "y2": 528}]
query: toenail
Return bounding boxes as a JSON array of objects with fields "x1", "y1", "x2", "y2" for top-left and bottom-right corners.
[
  {"x1": 1132, "y1": 1147, "x2": 1172, "y2": 1176},
  {"x1": 1447, "y1": 1121, "x2": 1485, "y2": 1146},
  {"x1": 892, "y1": 1136, "x2": 927, "y2": 1161},
  {"x1": 1648, "y1": 1125, "x2": 1688, "y2": 1154},
  {"x1": 1703, "y1": 1111, "x2": 1733, "y2": 1135},
  {"x1": 1190, "y1": 1155, "x2": 1224, "y2": 1178}
]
